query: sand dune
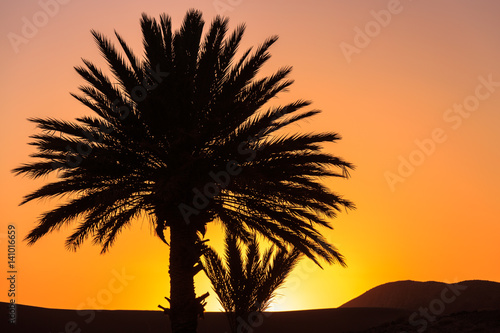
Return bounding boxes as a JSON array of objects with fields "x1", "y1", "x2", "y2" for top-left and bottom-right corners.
[
  {"x1": 1, "y1": 303, "x2": 409, "y2": 333},
  {"x1": 358, "y1": 310, "x2": 500, "y2": 333}
]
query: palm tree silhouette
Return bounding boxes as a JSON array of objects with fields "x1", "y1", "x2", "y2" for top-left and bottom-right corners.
[
  {"x1": 13, "y1": 9, "x2": 354, "y2": 333},
  {"x1": 203, "y1": 231, "x2": 301, "y2": 333}
]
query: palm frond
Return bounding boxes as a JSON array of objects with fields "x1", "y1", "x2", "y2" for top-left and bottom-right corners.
[{"x1": 202, "y1": 230, "x2": 302, "y2": 333}]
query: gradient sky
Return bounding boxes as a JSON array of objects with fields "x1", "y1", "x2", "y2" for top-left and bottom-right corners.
[{"x1": 1, "y1": 0, "x2": 500, "y2": 314}]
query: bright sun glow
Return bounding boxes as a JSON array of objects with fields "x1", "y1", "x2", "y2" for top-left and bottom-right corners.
[
  {"x1": 2, "y1": 0, "x2": 500, "y2": 316},
  {"x1": 266, "y1": 295, "x2": 301, "y2": 312}
]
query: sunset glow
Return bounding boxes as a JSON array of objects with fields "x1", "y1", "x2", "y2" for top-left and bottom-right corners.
[{"x1": 1, "y1": 0, "x2": 499, "y2": 314}]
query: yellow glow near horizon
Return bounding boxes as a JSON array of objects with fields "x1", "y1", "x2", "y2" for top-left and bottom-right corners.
[{"x1": 1, "y1": 0, "x2": 500, "y2": 313}]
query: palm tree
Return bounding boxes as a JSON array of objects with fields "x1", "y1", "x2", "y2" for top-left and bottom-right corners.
[
  {"x1": 202, "y1": 231, "x2": 301, "y2": 333},
  {"x1": 13, "y1": 9, "x2": 354, "y2": 333}
]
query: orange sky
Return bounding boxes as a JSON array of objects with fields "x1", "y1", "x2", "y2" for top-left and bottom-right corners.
[{"x1": 1, "y1": 0, "x2": 500, "y2": 313}]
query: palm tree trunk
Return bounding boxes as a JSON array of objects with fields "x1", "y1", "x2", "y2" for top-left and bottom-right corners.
[{"x1": 169, "y1": 222, "x2": 199, "y2": 333}]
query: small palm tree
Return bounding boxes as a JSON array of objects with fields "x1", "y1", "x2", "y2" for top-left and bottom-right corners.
[
  {"x1": 13, "y1": 9, "x2": 353, "y2": 333},
  {"x1": 202, "y1": 232, "x2": 301, "y2": 333}
]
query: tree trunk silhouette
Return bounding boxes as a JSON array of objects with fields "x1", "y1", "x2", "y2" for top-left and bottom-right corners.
[{"x1": 169, "y1": 222, "x2": 199, "y2": 333}]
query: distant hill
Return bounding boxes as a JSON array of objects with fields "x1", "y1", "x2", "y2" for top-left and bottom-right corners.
[{"x1": 340, "y1": 280, "x2": 500, "y2": 315}]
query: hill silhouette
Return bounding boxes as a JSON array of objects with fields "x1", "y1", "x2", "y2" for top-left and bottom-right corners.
[{"x1": 340, "y1": 280, "x2": 500, "y2": 314}]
